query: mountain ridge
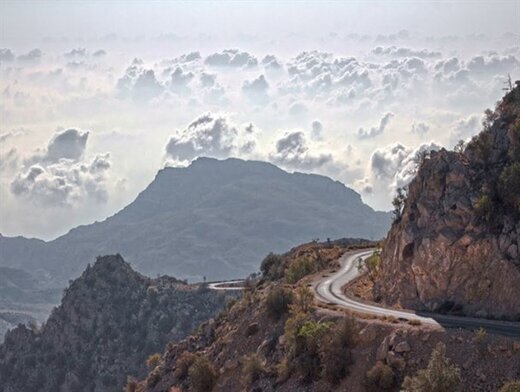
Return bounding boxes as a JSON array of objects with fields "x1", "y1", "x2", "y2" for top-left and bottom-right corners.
[{"x1": 1, "y1": 157, "x2": 391, "y2": 285}]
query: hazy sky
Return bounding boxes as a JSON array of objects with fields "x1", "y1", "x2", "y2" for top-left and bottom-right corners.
[{"x1": 1, "y1": 0, "x2": 519, "y2": 239}]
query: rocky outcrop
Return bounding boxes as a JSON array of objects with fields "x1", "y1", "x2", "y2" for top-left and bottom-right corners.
[
  {"x1": 0, "y1": 255, "x2": 234, "y2": 392},
  {"x1": 375, "y1": 84, "x2": 520, "y2": 320}
]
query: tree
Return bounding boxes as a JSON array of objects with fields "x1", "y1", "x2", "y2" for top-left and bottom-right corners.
[
  {"x1": 392, "y1": 187, "x2": 407, "y2": 223},
  {"x1": 402, "y1": 343, "x2": 461, "y2": 392},
  {"x1": 454, "y1": 139, "x2": 466, "y2": 154}
]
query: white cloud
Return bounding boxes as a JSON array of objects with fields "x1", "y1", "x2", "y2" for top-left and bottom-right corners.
[
  {"x1": 357, "y1": 112, "x2": 394, "y2": 139},
  {"x1": 11, "y1": 154, "x2": 111, "y2": 206},
  {"x1": 411, "y1": 121, "x2": 430, "y2": 135},
  {"x1": 9, "y1": 129, "x2": 113, "y2": 207},
  {"x1": 356, "y1": 142, "x2": 441, "y2": 199},
  {"x1": 268, "y1": 131, "x2": 332, "y2": 171},
  {"x1": 165, "y1": 113, "x2": 257, "y2": 164},
  {"x1": 205, "y1": 49, "x2": 258, "y2": 68},
  {"x1": 242, "y1": 74, "x2": 269, "y2": 104}
]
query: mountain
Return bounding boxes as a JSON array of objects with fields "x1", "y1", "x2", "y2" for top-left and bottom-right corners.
[
  {"x1": 375, "y1": 83, "x2": 520, "y2": 320},
  {"x1": 0, "y1": 254, "x2": 234, "y2": 392},
  {"x1": 0, "y1": 158, "x2": 391, "y2": 285},
  {"x1": 133, "y1": 241, "x2": 520, "y2": 392}
]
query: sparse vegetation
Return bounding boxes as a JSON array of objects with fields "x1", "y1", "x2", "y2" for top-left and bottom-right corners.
[
  {"x1": 402, "y1": 343, "x2": 461, "y2": 392},
  {"x1": 146, "y1": 353, "x2": 162, "y2": 369},
  {"x1": 290, "y1": 286, "x2": 315, "y2": 314},
  {"x1": 499, "y1": 162, "x2": 520, "y2": 212},
  {"x1": 499, "y1": 381, "x2": 520, "y2": 392},
  {"x1": 265, "y1": 286, "x2": 293, "y2": 319},
  {"x1": 174, "y1": 351, "x2": 197, "y2": 379},
  {"x1": 358, "y1": 249, "x2": 381, "y2": 282},
  {"x1": 365, "y1": 362, "x2": 395, "y2": 391},
  {"x1": 242, "y1": 353, "x2": 266, "y2": 387},
  {"x1": 285, "y1": 255, "x2": 316, "y2": 284},
  {"x1": 260, "y1": 252, "x2": 285, "y2": 280},
  {"x1": 320, "y1": 317, "x2": 357, "y2": 384},
  {"x1": 188, "y1": 356, "x2": 217, "y2": 392},
  {"x1": 474, "y1": 327, "x2": 487, "y2": 355},
  {"x1": 474, "y1": 193, "x2": 493, "y2": 221}
]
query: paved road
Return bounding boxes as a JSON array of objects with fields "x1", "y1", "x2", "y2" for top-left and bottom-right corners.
[
  {"x1": 314, "y1": 249, "x2": 520, "y2": 337},
  {"x1": 207, "y1": 280, "x2": 245, "y2": 291}
]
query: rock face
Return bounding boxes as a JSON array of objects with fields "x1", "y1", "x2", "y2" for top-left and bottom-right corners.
[
  {"x1": 0, "y1": 255, "x2": 233, "y2": 392},
  {"x1": 375, "y1": 85, "x2": 520, "y2": 320}
]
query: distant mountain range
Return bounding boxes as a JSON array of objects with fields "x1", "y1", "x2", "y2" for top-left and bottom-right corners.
[{"x1": 0, "y1": 157, "x2": 390, "y2": 285}]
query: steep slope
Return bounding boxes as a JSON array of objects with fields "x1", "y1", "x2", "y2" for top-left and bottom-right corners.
[
  {"x1": 134, "y1": 241, "x2": 520, "y2": 392},
  {"x1": 0, "y1": 255, "x2": 233, "y2": 392},
  {"x1": 1, "y1": 158, "x2": 391, "y2": 284},
  {"x1": 375, "y1": 83, "x2": 520, "y2": 320}
]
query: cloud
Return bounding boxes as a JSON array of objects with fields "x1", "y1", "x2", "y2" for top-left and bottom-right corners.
[
  {"x1": 0, "y1": 148, "x2": 18, "y2": 172},
  {"x1": 165, "y1": 113, "x2": 257, "y2": 163},
  {"x1": 357, "y1": 112, "x2": 394, "y2": 139},
  {"x1": 450, "y1": 114, "x2": 481, "y2": 146},
  {"x1": 11, "y1": 154, "x2": 111, "y2": 206},
  {"x1": 372, "y1": 46, "x2": 441, "y2": 58},
  {"x1": 200, "y1": 72, "x2": 216, "y2": 88},
  {"x1": 27, "y1": 128, "x2": 89, "y2": 164},
  {"x1": 261, "y1": 54, "x2": 283, "y2": 70},
  {"x1": 205, "y1": 49, "x2": 258, "y2": 68},
  {"x1": 92, "y1": 49, "x2": 107, "y2": 57},
  {"x1": 169, "y1": 67, "x2": 194, "y2": 94},
  {"x1": 242, "y1": 74, "x2": 269, "y2": 104},
  {"x1": 356, "y1": 142, "x2": 441, "y2": 196},
  {"x1": 268, "y1": 131, "x2": 332, "y2": 171},
  {"x1": 116, "y1": 60, "x2": 164, "y2": 102},
  {"x1": 411, "y1": 122, "x2": 430, "y2": 135},
  {"x1": 311, "y1": 120, "x2": 324, "y2": 140},
  {"x1": 0, "y1": 48, "x2": 15, "y2": 62},
  {"x1": 10, "y1": 129, "x2": 112, "y2": 207},
  {"x1": 64, "y1": 48, "x2": 87, "y2": 58},
  {"x1": 17, "y1": 48, "x2": 43, "y2": 62},
  {"x1": 467, "y1": 54, "x2": 519, "y2": 75}
]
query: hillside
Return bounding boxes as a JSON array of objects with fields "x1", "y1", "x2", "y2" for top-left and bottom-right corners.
[
  {"x1": 133, "y1": 242, "x2": 520, "y2": 392},
  {"x1": 375, "y1": 83, "x2": 520, "y2": 320},
  {"x1": 0, "y1": 158, "x2": 391, "y2": 285},
  {"x1": 0, "y1": 255, "x2": 234, "y2": 392}
]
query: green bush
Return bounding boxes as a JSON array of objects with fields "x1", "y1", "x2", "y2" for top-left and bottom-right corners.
[
  {"x1": 265, "y1": 286, "x2": 293, "y2": 319},
  {"x1": 189, "y1": 356, "x2": 217, "y2": 392},
  {"x1": 321, "y1": 317, "x2": 357, "y2": 384},
  {"x1": 365, "y1": 362, "x2": 395, "y2": 391},
  {"x1": 290, "y1": 286, "x2": 315, "y2": 314},
  {"x1": 474, "y1": 193, "x2": 493, "y2": 221},
  {"x1": 284, "y1": 312, "x2": 333, "y2": 381},
  {"x1": 260, "y1": 253, "x2": 285, "y2": 280},
  {"x1": 285, "y1": 256, "x2": 315, "y2": 284},
  {"x1": 402, "y1": 343, "x2": 461, "y2": 392},
  {"x1": 499, "y1": 162, "x2": 520, "y2": 211}
]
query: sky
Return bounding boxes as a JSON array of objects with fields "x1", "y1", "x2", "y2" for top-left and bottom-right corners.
[{"x1": 1, "y1": 0, "x2": 519, "y2": 239}]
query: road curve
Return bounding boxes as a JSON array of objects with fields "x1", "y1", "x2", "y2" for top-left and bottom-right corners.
[
  {"x1": 314, "y1": 249, "x2": 520, "y2": 337},
  {"x1": 208, "y1": 280, "x2": 245, "y2": 291}
]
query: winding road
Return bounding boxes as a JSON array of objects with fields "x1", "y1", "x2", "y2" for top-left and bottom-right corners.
[
  {"x1": 314, "y1": 249, "x2": 520, "y2": 337},
  {"x1": 207, "y1": 280, "x2": 245, "y2": 291}
]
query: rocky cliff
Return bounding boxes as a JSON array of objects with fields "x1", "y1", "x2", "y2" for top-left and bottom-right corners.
[
  {"x1": 375, "y1": 84, "x2": 520, "y2": 320},
  {"x1": 0, "y1": 255, "x2": 233, "y2": 392}
]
